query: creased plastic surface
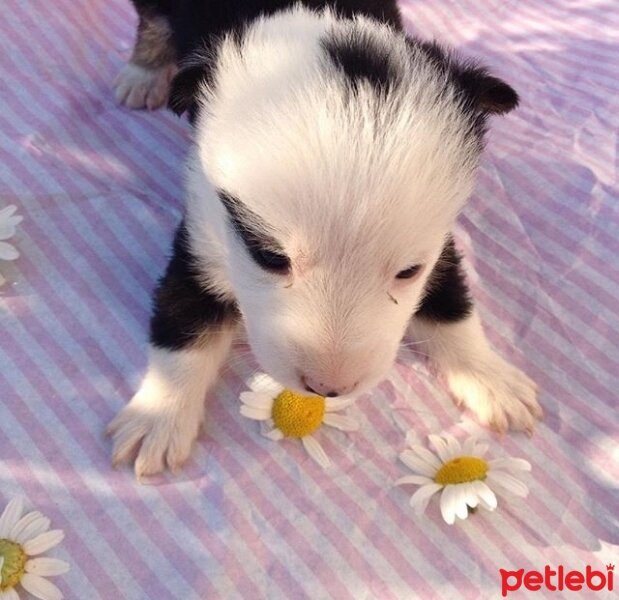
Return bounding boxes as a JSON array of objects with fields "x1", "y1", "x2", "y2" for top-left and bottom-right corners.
[{"x1": 0, "y1": 0, "x2": 617, "y2": 598}]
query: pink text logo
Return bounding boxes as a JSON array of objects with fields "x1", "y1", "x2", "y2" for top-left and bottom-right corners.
[{"x1": 500, "y1": 564, "x2": 614, "y2": 596}]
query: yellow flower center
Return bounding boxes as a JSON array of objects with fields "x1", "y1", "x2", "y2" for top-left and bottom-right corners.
[
  {"x1": 0, "y1": 538, "x2": 27, "y2": 591},
  {"x1": 434, "y1": 456, "x2": 489, "y2": 485},
  {"x1": 271, "y1": 389, "x2": 326, "y2": 438}
]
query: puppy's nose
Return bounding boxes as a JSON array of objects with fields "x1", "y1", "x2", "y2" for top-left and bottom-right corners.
[{"x1": 301, "y1": 375, "x2": 356, "y2": 398}]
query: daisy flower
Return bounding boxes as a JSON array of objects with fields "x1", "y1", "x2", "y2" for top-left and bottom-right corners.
[
  {"x1": 240, "y1": 373, "x2": 359, "y2": 468},
  {"x1": 396, "y1": 432, "x2": 531, "y2": 524},
  {"x1": 0, "y1": 205, "x2": 23, "y2": 286},
  {"x1": 0, "y1": 497, "x2": 69, "y2": 600}
]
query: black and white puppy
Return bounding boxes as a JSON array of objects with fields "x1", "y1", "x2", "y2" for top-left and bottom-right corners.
[{"x1": 108, "y1": 0, "x2": 542, "y2": 478}]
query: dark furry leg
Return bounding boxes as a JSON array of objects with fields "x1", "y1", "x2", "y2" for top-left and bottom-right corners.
[{"x1": 114, "y1": 1, "x2": 177, "y2": 110}]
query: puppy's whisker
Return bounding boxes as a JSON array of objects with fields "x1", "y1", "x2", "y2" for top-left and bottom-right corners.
[{"x1": 397, "y1": 348, "x2": 431, "y2": 360}]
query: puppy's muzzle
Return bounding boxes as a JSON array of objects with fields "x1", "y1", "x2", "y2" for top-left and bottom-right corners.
[{"x1": 301, "y1": 374, "x2": 357, "y2": 398}]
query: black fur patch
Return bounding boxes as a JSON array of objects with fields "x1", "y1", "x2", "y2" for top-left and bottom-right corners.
[
  {"x1": 322, "y1": 28, "x2": 400, "y2": 93},
  {"x1": 169, "y1": 0, "x2": 402, "y2": 62},
  {"x1": 148, "y1": 0, "x2": 401, "y2": 119},
  {"x1": 414, "y1": 39, "x2": 519, "y2": 116},
  {"x1": 457, "y1": 66, "x2": 519, "y2": 115},
  {"x1": 168, "y1": 58, "x2": 212, "y2": 122},
  {"x1": 150, "y1": 223, "x2": 239, "y2": 349},
  {"x1": 218, "y1": 191, "x2": 288, "y2": 264},
  {"x1": 415, "y1": 237, "x2": 473, "y2": 323}
]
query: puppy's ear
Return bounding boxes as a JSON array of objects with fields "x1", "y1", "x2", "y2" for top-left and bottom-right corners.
[
  {"x1": 168, "y1": 59, "x2": 210, "y2": 119},
  {"x1": 456, "y1": 65, "x2": 519, "y2": 115},
  {"x1": 415, "y1": 40, "x2": 519, "y2": 115}
]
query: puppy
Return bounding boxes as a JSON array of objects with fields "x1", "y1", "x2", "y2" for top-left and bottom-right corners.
[{"x1": 108, "y1": 0, "x2": 542, "y2": 478}]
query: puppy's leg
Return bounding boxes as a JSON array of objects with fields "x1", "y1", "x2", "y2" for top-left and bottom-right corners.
[
  {"x1": 114, "y1": 1, "x2": 177, "y2": 110},
  {"x1": 107, "y1": 224, "x2": 239, "y2": 478},
  {"x1": 408, "y1": 237, "x2": 542, "y2": 434}
]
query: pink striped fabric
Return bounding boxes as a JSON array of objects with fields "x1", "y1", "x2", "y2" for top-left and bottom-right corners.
[{"x1": 1, "y1": 0, "x2": 617, "y2": 598}]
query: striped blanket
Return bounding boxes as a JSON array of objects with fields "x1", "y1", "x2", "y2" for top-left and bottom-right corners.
[{"x1": 1, "y1": 0, "x2": 617, "y2": 598}]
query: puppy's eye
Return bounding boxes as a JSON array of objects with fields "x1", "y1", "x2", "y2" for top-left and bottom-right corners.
[
  {"x1": 396, "y1": 264, "x2": 422, "y2": 279},
  {"x1": 251, "y1": 247, "x2": 291, "y2": 274}
]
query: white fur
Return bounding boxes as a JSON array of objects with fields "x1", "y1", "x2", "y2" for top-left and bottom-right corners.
[
  {"x1": 107, "y1": 330, "x2": 234, "y2": 479},
  {"x1": 114, "y1": 62, "x2": 177, "y2": 110},
  {"x1": 408, "y1": 311, "x2": 542, "y2": 433},
  {"x1": 185, "y1": 7, "x2": 479, "y2": 395}
]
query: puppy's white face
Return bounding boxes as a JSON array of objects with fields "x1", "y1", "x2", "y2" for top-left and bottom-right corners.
[
  {"x1": 185, "y1": 9, "x2": 488, "y2": 396},
  {"x1": 221, "y1": 202, "x2": 448, "y2": 396}
]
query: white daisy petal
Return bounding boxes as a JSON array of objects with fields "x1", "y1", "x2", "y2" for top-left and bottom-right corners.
[
  {"x1": 26, "y1": 558, "x2": 70, "y2": 577},
  {"x1": 408, "y1": 483, "x2": 442, "y2": 516},
  {"x1": 324, "y1": 397, "x2": 356, "y2": 412},
  {"x1": 301, "y1": 436, "x2": 331, "y2": 469},
  {"x1": 247, "y1": 373, "x2": 283, "y2": 396},
  {"x1": 0, "y1": 205, "x2": 18, "y2": 220},
  {"x1": 23, "y1": 530, "x2": 65, "y2": 555},
  {"x1": 0, "y1": 587, "x2": 21, "y2": 600},
  {"x1": 471, "y1": 480, "x2": 497, "y2": 510},
  {"x1": 239, "y1": 392, "x2": 274, "y2": 410},
  {"x1": 405, "y1": 431, "x2": 419, "y2": 447},
  {"x1": 439, "y1": 485, "x2": 458, "y2": 525},
  {"x1": 394, "y1": 475, "x2": 434, "y2": 486},
  {"x1": 453, "y1": 485, "x2": 470, "y2": 521},
  {"x1": 477, "y1": 496, "x2": 496, "y2": 511},
  {"x1": 442, "y1": 433, "x2": 462, "y2": 459},
  {"x1": 0, "y1": 241, "x2": 19, "y2": 261},
  {"x1": 462, "y1": 436, "x2": 478, "y2": 454},
  {"x1": 428, "y1": 435, "x2": 452, "y2": 463},
  {"x1": 20, "y1": 516, "x2": 52, "y2": 543},
  {"x1": 0, "y1": 496, "x2": 24, "y2": 538},
  {"x1": 407, "y1": 444, "x2": 442, "y2": 470},
  {"x1": 472, "y1": 443, "x2": 489, "y2": 457},
  {"x1": 399, "y1": 450, "x2": 437, "y2": 478},
  {"x1": 489, "y1": 457, "x2": 531, "y2": 472},
  {"x1": 463, "y1": 482, "x2": 479, "y2": 508},
  {"x1": 10, "y1": 511, "x2": 44, "y2": 540},
  {"x1": 264, "y1": 428, "x2": 284, "y2": 441},
  {"x1": 13, "y1": 514, "x2": 51, "y2": 544},
  {"x1": 20, "y1": 573, "x2": 63, "y2": 600},
  {"x1": 487, "y1": 471, "x2": 529, "y2": 498},
  {"x1": 0, "y1": 206, "x2": 22, "y2": 240},
  {"x1": 240, "y1": 405, "x2": 272, "y2": 421},
  {"x1": 322, "y1": 413, "x2": 358, "y2": 431},
  {"x1": 0, "y1": 218, "x2": 22, "y2": 240}
]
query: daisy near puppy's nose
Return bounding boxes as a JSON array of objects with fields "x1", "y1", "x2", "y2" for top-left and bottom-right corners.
[{"x1": 301, "y1": 375, "x2": 356, "y2": 398}]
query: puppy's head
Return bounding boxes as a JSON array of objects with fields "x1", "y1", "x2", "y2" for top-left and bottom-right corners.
[{"x1": 175, "y1": 8, "x2": 518, "y2": 396}]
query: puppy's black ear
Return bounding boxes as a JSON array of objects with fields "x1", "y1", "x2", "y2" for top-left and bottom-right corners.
[
  {"x1": 168, "y1": 59, "x2": 210, "y2": 120},
  {"x1": 456, "y1": 65, "x2": 519, "y2": 115},
  {"x1": 415, "y1": 40, "x2": 519, "y2": 115}
]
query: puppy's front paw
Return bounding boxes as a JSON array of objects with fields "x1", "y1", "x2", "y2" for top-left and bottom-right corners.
[
  {"x1": 114, "y1": 62, "x2": 176, "y2": 110},
  {"x1": 106, "y1": 387, "x2": 202, "y2": 479},
  {"x1": 447, "y1": 355, "x2": 542, "y2": 435}
]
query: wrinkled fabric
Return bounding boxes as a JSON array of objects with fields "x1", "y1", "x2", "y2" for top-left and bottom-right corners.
[{"x1": 0, "y1": 0, "x2": 617, "y2": 598}]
